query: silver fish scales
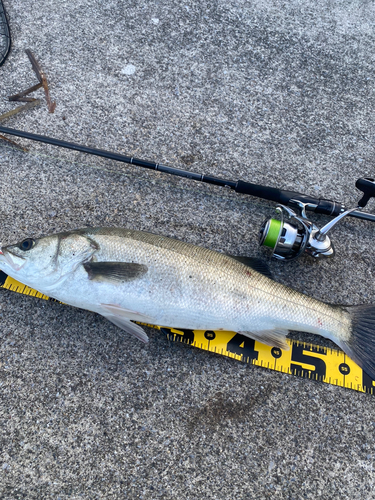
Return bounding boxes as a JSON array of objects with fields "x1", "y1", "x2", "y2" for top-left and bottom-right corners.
[{"x1": 0, "y1": 227, "x2": 373, "y2": 379}]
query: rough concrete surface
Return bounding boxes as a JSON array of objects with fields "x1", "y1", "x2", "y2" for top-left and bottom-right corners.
[{"x1": 1, "y1": 0, "x2": 375, "y2": 498}]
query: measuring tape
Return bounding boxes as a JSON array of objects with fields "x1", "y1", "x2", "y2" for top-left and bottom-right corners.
[{"x1": 1, "y1": 270, "x2": 374, "y2": 395}]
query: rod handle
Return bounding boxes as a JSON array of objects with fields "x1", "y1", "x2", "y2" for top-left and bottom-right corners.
[{"x1": 235, "y1": 180, "x2": 343, "y2": 216}]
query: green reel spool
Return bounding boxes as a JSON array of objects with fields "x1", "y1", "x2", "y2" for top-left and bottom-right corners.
[{"x1": 261, "y1": 219, "x2": 281, "y2": 248}]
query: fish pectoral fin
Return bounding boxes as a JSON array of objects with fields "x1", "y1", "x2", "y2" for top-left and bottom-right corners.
[
  {"x1": 103, "y1": 315, "x2": 149, "y2": 343},
  {"x1": 83, "y1": 262, "x2": 148, "y2": 284},
  {"x1": 100, "y1": 303, "x2": 156, "y2": 324},
  {"x1": 239, "y1": 329, "x2": 290, "y2": 350}
]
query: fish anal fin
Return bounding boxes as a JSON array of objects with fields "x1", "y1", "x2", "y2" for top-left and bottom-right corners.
[
  {"x1": 239, "y1": 329, "x2": 290, "y2": 350},
  {"x1": 83, "y1": 262, "x2": 148, "y2": 284}
]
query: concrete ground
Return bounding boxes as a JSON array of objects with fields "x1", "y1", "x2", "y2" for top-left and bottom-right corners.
[{"x1": 1, "y1": 0, "x2": 375, "y2": 498}]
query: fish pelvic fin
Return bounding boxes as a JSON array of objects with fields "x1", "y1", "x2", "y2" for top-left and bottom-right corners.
[
  {"x1": 103, "y1": 315, "x2": 149, "y2": 343},
  {"x1": 100, "y1": 303, "x2": 155, "y2": 323},
  {"x1": 99, "y1": 303, "x2": 157, "y2": 343},
  {"x1": 337, "y1": 305, "x2": 375, "y2": 381},
  {"x1": 239, "y1": 329, "x2": 290, "y2": 350}
]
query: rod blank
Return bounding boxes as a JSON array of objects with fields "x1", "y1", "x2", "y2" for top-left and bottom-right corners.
[{"x1": 0, "y1": 125, "x2": 374, "y2": 223}]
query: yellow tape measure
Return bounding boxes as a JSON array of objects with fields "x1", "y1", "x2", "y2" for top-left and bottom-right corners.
[{"x1": 1, "y1": 271, "x2": 374, "y2": 395}]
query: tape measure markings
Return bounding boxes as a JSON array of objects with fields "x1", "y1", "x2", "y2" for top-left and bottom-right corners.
[
  {"x1": 1, "y1": 272, "x2": 51, "y2": 300},
  {"x1": 1, "y1": 271, "x2": 374, "y2": 394},
  {"x1": 160, "y1": 327, "x2": 374, "y2": 394}
]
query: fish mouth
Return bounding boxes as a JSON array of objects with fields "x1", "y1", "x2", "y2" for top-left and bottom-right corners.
[{"x1": 0, "y1": 248, "x2": 26, "y2": 272}]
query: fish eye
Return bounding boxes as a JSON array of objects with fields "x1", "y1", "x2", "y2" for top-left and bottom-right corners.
[{"x1": 19, "y1": 238, "x2": 35, "y2": 251}]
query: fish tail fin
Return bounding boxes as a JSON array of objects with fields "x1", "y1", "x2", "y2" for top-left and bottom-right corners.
[{"x1": 339, "y1": 305, "x2": 375, "y2": 380}]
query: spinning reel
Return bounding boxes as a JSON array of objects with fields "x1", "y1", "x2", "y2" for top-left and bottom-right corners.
[{"x1": 259, "y1": 178, "x2": 375, "y2": 261}]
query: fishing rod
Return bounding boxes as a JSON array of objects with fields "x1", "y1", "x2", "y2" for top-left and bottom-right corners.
[
  {"x1": 0, "y1": 0, "x2": 11, "y2": 67},
  {"x1": 1, "y1": 125, "x2": 375, "y2": 261}
]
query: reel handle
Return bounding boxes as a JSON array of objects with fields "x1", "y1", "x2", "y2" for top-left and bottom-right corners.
[
  {"x1": 356, "y1": 178, "x2": 375, "y2": 208},
  {"x1": 309, "y1": 178, "x2": 375, "y2": 243}
]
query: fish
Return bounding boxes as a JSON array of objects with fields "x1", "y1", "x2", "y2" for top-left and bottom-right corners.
[{"x1": 0, "y1": 227, "x2": 375, "y2": 379}]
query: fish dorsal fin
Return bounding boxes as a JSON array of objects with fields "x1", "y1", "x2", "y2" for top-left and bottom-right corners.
[
  {"x1": 83, "y1": 262, "x2": 148, "y2": 284},
  {"x1": 239, "y1": 329, "x2": 290, "y2": 350},
  {"x1": 230, "y1": 256, "x2": 273, "y2": 279}
]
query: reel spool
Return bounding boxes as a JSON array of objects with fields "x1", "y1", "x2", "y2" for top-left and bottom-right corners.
[{"x1": 259, "y1": 178, "x2": 375, "y2": 261}]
